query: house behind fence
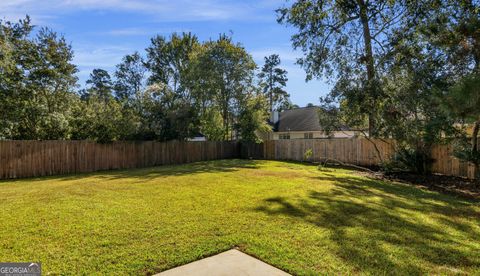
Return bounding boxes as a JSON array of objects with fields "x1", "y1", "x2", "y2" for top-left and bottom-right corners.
[{"x1": 262, "y1": 107, "x2": 362, "y2": 140}]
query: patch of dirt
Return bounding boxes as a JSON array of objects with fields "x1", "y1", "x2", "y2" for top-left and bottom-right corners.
[
  {"x1": 245, "y1": 170, "x2": 305, "y2": 179},
  {"x1": 359, "y1": 171, "x2": 480, "y2": 200}
]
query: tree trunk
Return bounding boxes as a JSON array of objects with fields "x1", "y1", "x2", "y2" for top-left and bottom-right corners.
[
  {"x1": 357, "y1": 0, "x2": 376, "y2": 137},
  {"x1": 467, "y1": 18, "x2": 479, "y2": 179},
  {"x1": 223, "y1": 109, "x2": 229, "y2": 141},
  {"x1": 270, "y1": 92, "x2": 273, "y2": 113},
  {"x1": 472, "y1": 120, "x2": 479, "y2": 153},
  {"x1": 269, "y1": 71, "x2": 274, "y2": 112},
  {"x1": 472, "y1": 120, "x2": 480, "y2": 180}
]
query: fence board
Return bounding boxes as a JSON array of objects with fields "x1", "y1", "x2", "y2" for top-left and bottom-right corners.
[{"x1": 0, "y1": 140, "x2": 239, "y2": 180}]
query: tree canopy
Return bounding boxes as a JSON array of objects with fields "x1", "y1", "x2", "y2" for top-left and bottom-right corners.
[
  {"x1": 258, "y1": 54, "x2": 290, "y2": 112},
  {"x1": 0, "y1": 19, "x2": 281, "y2": 143}
]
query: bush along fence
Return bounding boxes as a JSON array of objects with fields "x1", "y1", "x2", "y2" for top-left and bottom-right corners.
[
  {"x1": 0, "y1": 139, "x2": 477, "y2": 180},
  {"x1": 0, "y1": 140, "x2": 240, "y2": 179},
  {"x1": 241, "y1": 139, "x2": 478, "y2": 180}
]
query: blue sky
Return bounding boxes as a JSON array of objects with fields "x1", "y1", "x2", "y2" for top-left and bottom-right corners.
[{"x1": 2, "y1": 0, "x2": 331, "y2": 106}]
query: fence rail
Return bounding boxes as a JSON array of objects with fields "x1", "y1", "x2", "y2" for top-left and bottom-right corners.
[{"x1": 0, "y1": 140, "x2": 239, "y2": 179}]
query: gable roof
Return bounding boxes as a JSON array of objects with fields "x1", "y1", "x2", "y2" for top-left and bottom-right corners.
[
  {"x1": 273, "y1": 106, "x2": 350, "y2": 132},
  {"x1": 274, "y1": 107, "x2": 322, "y2": 132}
]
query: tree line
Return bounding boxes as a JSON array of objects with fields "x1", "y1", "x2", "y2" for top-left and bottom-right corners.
[
  {"x1": 0, "y1": 17, "x2": 292, "y2": 143},
  {"x1": 279, "y1": 0, "x2": 479, "y2": 177}
]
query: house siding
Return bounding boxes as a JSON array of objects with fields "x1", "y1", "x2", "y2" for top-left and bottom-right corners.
[{"x1": 272, "y1": 130, "x2": 358, "y2": 140}]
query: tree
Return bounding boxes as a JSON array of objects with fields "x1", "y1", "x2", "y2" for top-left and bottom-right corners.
[
  {"x1": 198, "y1": 107, "x2": 225, "y2": 141},
  {"x1": 0, "y1": 18, "x2": 26, "y2": 139},
  {"x1": 277, "y1": 99, "x2": 296, "y2": 111},
  {"x1": 146, "y1": 32, "x2": 199, "y2": 99},
  {"x1": 0, "y1": 18, "x2": 276, "y2": 143},
  {"x1": 381, "y1": 42, "x2": 456, "y2": 173},
  {"x1": 70, "y1": 94, "x2": 124, "y2": 143},
  {"x1": 360, "y1": 0, "x2": 480, "y2": 174},
  {"x1": 258, "y1": 54, "x2": 289, "y2": 112},
  {"x1": 139, "y1": 83, "x2": 199, "y2": 141},
  {"x1": 236, "y1": 93, "x2": 271, "y2": 142},
  {"x1": 29, "y1": 30, "x2": 77, "y2": 139},
  {"x1": 114, "y1": 52, "x2": 146, "y2": 102},
  {"x1": 193, "y1": 35, "x2": 257, "y2": 140},
  {"x1": 421, "y1": 0, "x2": 479, "y2": 75},
  {"x1": 71, "y1": 69, "x2": 132, "y2": 142},
  {"x1": 421, "y1": 0, "x2": 480, "y2": 177},
  {"x1": 112, "y1": 52, "x2": 147, "y2": 140},
  {"x1": 0, "y1": 17, "x2": 78, "y2": 140},
  {"x1": 277, "y1": 0, "x2": 414, "y2": 136},
  {"x1": 144, "y1": 33, "x2": 200, "y2": 141},
  {"x1": 443, "y1": 74, "x2": 480, "y2": 178},
  {"x1": 84, "y1": 69, "x2": 113, "y2": 101}
]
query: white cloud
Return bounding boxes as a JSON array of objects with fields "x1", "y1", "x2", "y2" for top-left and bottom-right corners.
[
  {"x1": 103, "y1": 28, "x2": 151, "y2": 36},
  {"x1": 1, "y1": 0, "x2": 282, "y2": 23},
  {"x1": 73, "y1": 44, "x2": 133, "y2": 69},
  {"x1": 99, "y1": 27, "x2": 190, "y2": 36}
]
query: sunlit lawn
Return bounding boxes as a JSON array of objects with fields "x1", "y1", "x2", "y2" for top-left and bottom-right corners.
[{"x1": 1, "y1": 160, "x2": 479, "y2": 275}]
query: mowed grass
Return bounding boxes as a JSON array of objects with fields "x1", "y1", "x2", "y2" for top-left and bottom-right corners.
[{"x1": 1, "y1": 160, "x2": 479, "y2": 275}]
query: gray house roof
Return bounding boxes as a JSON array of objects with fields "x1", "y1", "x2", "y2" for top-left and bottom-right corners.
[
  {"x1": 274, "y1": 107, "x2": 322, "y2": 132},
  {"x1": 273, "y1": 106, "x2": 350, "y2": 132}
]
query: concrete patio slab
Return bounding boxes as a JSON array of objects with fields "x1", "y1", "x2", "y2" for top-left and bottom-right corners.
[{"x1": 156, "y1": 249, "x2": 291, "y2": 276}]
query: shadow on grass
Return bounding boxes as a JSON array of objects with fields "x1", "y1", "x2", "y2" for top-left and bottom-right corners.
[
  {"x1": 0, "y1": 159, "x2": 261, "y2": 184},
  {"x1": 255, "y1": 174, "x2": 480, "y2": 274},
  {"x1": 61, "y1": 159, "x2": 261, "y2": 182}
]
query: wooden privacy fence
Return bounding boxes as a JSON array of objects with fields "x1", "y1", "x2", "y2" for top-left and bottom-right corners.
[
  {"x1": 242, "y1": 139, "x2": 395, "y2": 166},
  {"x1": 0, "y1": 140, "x2": 239, "y2": 179},
  {"x1": 1, "y1": 139, "x2": 477, "y2": 180},
  {"x1": 242, "y1": 139, "x2": 478, "y2": 179},
  {"x1": 431, "y1": 144, "x2": 478, "y2": 179}
]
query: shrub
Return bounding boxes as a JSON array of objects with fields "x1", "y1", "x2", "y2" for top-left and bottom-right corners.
[
  {"x1": 304, "y1": 148, "x2": 313, "y2": 162},
  {"x1": 388, "y1": 146, "x2": 434, "y2": 174}
]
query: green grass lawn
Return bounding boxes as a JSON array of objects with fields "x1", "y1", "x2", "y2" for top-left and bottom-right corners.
[{"x1": 1, "y1": 160, "x2": 479, "y2": 275}]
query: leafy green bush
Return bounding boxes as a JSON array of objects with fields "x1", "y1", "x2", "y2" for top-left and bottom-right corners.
[
  {"x1": 453, "y1": 139, "x2": 480, "y2": 179},
  {"x1": 385, "y1": 146, "x2": 434, "y2": 174},
  {"x1": 304, "y1": 148, "x2": 313, "y2": 162}
]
